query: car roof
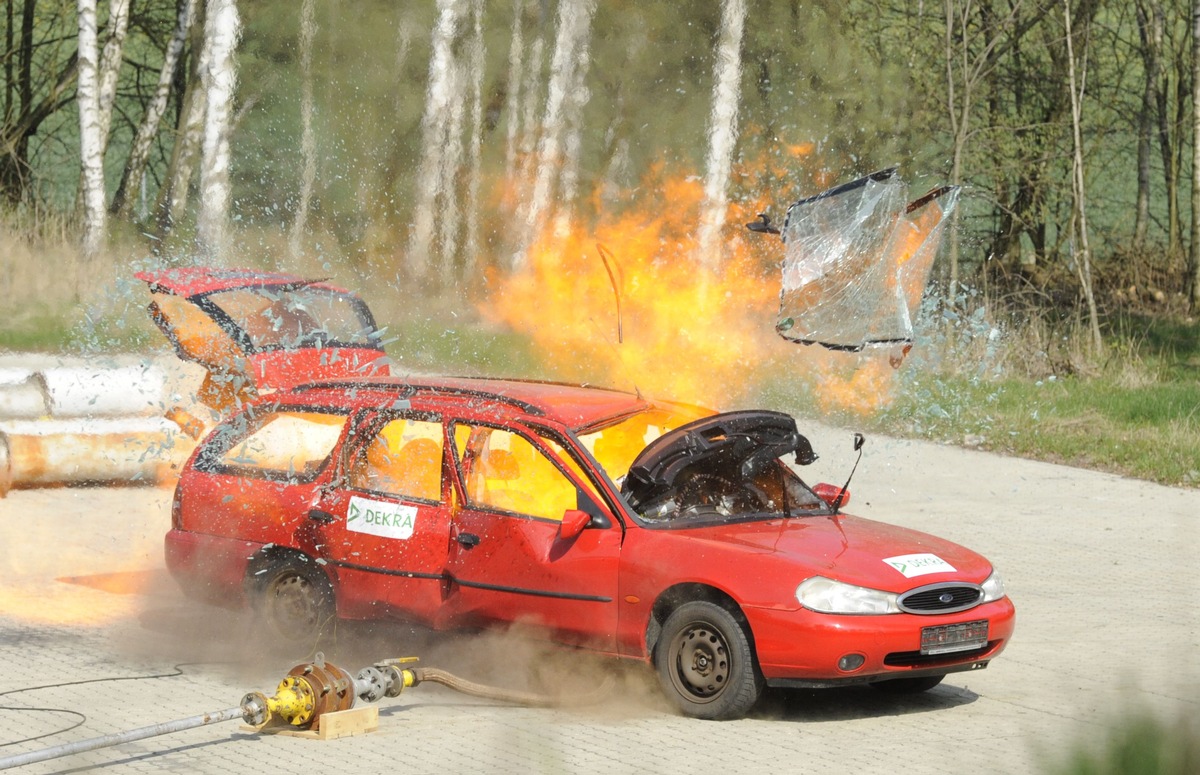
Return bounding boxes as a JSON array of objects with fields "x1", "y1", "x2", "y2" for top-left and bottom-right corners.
[
  {"x1": 135, "y1": 267, "x2": 353, "y2": 297},
  {"x1": 286, "y1": 375, "x2": 655, "y2": 432}
]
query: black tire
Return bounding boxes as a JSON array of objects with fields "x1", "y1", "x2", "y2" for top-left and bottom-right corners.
[
  {"x1": 654, "y1": 600, "x2": 763, "y2": 720},
  {"x1": 245, "y1": 554, "x2": 336, "y2": 642},
  {"x1": 869, "y1": 674, "x2": 945, "y2": 694}
]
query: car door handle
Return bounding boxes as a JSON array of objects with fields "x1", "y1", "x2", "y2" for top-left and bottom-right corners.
[
  {"x1": 308, "y1": 509, "x2": 336, "y2": 524},
  {"x1": 455, "y1": 532, "x2": 481, "y2": 549}
]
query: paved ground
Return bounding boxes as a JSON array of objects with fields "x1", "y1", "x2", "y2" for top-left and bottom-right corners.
[{"x1": 0, "y1": 427, "x2": 1198, "y2": 774}]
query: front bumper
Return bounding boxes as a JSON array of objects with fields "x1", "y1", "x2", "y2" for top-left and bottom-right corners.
[
  {"x1": 746, "y1": 597, "x2": 1016, "y2": 687},
  {"x1": 165, "y1": 528, "x2": 262, "y2": 607}
]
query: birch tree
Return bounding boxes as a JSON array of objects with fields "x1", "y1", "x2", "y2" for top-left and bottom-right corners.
[
  {"x1": 289, "y1": 0, "x2": 317, "y2": 259},
  {"x1": 407, "y1": 0, "x2": 468, "y2": 282},
  {"x1": 112, "y1": 0, "x2": 197, "y2": 218},
  {"x1": 459, "y1": 0, "x2": 486, "y2": 281},
  {"x1": 77, "y1": 0, "x2": 106, "y2": 259},
  {"x1": 94, "y1": 0, "x2": 129, "y2": 156},
  {"x1": 1063, "y1": 0, "x2": 1101, "y2": 352},
  {"x1": 1191, "y1": 0, "x2": 1200, "y2": 310},
  {"x1": 196, "y1": 0, "x2": 241, "y2": 260},
  {"x1": 514, "y1": 0, "x2": 596, "y2": 270},
  {"x1": 695, "y1": 0, "x2": 746, "y2": 271}
]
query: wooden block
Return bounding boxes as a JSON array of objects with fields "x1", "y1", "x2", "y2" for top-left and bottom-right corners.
[
  {"x1": 315, "y1": 705, "x2": 379, "y2": 740},
  {"x1": 242, "y1": 704, "x2": 380, "y2": 741}
]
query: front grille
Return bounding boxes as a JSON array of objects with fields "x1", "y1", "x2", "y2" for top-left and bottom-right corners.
[{"x1": 898, "y1": 583, "x2": 982, "y2": 614}]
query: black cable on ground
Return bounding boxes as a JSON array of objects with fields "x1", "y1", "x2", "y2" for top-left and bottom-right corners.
[{"x1": 0, "y1": 663, "x2": 219, "y2": 749}]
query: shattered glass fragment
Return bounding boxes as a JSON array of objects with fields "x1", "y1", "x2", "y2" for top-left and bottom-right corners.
[{"x1": 773, "y1": 169, "x2": 959, "y2": 352}]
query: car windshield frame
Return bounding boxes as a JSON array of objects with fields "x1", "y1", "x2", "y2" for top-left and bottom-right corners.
[
  {"x1": 627, "y1": 458, "x2": 833, "y2": 530},
  {"x1": 192, "y1": 283, "x2": 382, "y2": 354}
]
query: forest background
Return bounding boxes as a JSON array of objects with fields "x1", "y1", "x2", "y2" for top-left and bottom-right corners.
[{"x1": 0, "y1": 0, "x2": 1197, "y2": 486}]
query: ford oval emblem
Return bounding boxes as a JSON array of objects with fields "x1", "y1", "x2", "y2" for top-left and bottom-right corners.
[{"x1": 938, "y1": 592, "x2": 954, "y2": 604}]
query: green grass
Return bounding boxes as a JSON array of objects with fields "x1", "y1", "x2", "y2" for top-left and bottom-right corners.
[
  {"x1": 1045, "y1": 709, "x2": 1200, "y2": 775},
  {"x1": 869, "y1": 374, "x2": 1200, "y2": 486}
]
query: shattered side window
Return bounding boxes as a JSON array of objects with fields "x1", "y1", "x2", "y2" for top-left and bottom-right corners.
[
  {"x1": 455, "y1": 426, "x2": 577, "y2": 522},
  {"x1": 198, "y1": 408, "x2": 348, "y2": 482},
  {"x1": 776, "y1": 169, "x2": 959, "y2": 351},
  {"x1": 205, "y1": 286, "x2": 378, "y2": 351},
  {"x1": 347, "y1": 417, "x2": 444, "y2": 502}
]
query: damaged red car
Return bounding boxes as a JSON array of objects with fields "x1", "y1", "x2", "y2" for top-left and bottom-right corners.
[{"x1": 139, "y1": 269, "x2": 1015, "y2": 720}]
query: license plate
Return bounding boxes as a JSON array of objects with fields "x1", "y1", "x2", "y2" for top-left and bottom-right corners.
[{"x1": 921, "y1": 620, "x2": 988, "y2": 655}]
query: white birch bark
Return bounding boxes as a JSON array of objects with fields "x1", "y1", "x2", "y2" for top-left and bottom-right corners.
[
  {"x1": 77, "y1": 0, "x2": 107, "y2": 259},
  {"x1": 436, "y1": 55, "x2": 466, "y2": 279},
  {"x1": 695, "y1": 0, "x2": 746, "y2": 271},
  {"x1": 502, "y1": 0, "x2": 527, "y2": 186},
  {"x1": 407, "y1": 0, "x2": 468, "y2": 281},
  {"x1": 460, "y1": 0, "x2": 486, "y2": 280},
  {"x1": 196, "y1": 0, "x2": 241, "y2": 261},
  {"x1": 95, "y1": 0, "x2": 130, "y2": 155},
  {"x1": 552, "y1": 21, "x2": 593, "y2": 238},
  {"x1": 115, "y1": 0, "x2": 197, "y2": 218},
  {"x1": 514, "y1": 0, "x2": 595, "y2": 270},
  {"x1": 289, "y1": 0, "x2": 317, "y2": 259}
]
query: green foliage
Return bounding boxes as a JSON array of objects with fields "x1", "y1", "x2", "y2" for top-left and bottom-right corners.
[{"x1": 1046, "y1": 710, "x2": 1200, "y2": 775}]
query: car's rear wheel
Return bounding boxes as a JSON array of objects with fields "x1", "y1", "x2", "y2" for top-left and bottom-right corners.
[
  {"x1": 654, "y1": 601, "x2": 762, "y2": 720},
  {"x1": 869, "y1": 674, "x2": 945, "y2": 693},
  {"x1": 246, "y1": 554, "x2": 335, "y2": 642}
]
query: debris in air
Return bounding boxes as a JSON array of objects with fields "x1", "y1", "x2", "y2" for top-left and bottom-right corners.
[{"x1": 748, "y1": 167, "x2": 959, "y2": 353}]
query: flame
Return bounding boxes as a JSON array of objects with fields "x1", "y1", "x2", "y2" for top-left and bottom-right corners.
[{"x1": 485, "y1": 154, "x2": 915, "y2": 416}]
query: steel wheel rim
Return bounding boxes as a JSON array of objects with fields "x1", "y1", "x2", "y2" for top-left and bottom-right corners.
[
  {"x1": 666, "y1": 621, "x2": 731, "y2": 703},
  {"x1": 267, "y1": 573, "x2": 319, "y2": 634}
]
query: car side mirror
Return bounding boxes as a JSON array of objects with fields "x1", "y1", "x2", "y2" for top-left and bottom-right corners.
[
  {"x1": 812, "y1": 482, "x2": 849, "y2": 508},
  {"x1": 559, "y1": 508, "x2": 591, "y2": 540}
]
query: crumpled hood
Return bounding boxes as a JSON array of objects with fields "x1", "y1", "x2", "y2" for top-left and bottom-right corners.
[{"x1": 677, "y1": 513, "x2": 993, "y2": 592}]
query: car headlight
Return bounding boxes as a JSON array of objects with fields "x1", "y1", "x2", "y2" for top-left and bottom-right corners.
[
  {"x1": 796, "y1": 576, "x2": 900, "y2": 615},
  {"x1": 980, "y1": 568, "x2": 1006, "y2": 602}
]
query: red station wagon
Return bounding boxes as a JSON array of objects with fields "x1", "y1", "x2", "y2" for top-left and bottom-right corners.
[{"x1": 140, "y1": 269, "x2": 1015, "y2": 720}]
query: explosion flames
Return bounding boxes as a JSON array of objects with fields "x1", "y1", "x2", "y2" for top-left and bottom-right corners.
[{"x1": 484, "y1": 157, "x2": 949, "y2": 415}]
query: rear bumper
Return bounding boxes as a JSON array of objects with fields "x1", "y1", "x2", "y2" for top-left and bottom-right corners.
[
  {"x1": 747, "y1": 598, "x2": 1016, "y2": 686},
  {"x1": 165, "y1": 529, "x2": 262, "y2": 607}
]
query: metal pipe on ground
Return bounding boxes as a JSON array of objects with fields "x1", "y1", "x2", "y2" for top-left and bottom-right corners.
[
  {"x1": 0, "y1": 708, "x2": 244, "y2": 771},
  {"x1": 0, "y1": 656, "x2": 604, "y2": 770},
  {"x1": 0, "y1": 418, "x2": 191, "y2": 495}
]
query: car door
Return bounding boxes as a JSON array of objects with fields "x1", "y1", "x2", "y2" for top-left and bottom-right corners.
[
  {"x1": 441, "y1": 421, "x2": 620, "y2": 651},
  {"x1": 310, "y1": 410, "x2": 452, "y2": 623}
]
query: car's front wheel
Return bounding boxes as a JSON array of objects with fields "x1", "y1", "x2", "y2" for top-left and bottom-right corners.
[
  {"x1": 654, "y1": 601, "x2": 763, "y2": 720},
  {"x1": 245, "y1": 554, "x2": 336, "y2": 642}
]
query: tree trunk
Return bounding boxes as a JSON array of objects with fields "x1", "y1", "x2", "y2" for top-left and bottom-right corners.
[
  {"x1": 1133, "y1": 0, "x2": 1162, "y2": 249},
  {"x1": 514, "y1": 0, "x2": 595, "y2": 270},
  {"x1": 551, "y1": 0, "x2": 594, "y2": 239},
  {"x1": 459, "y1": 0, "x2": 486, "y2": 283},
  {"x1": 502, "y1": 0, "x2": 527, "y2": 187},
  {"x1": 1191, "y1": 0, "x2": 1200, "y2": 310},
  {"x1": 407, "y1": 0, "x2": 467, "y2": 282},
  {"x1": 695, "y1": 0, "x2": 746, "y2": 271},
  {"x1": 95, "y1": 0, "x2": 130, "y2": 156},
  {"x1": 77, "y1": 0, "x2": 107, "y2": 260},
  {"x1": 196, "y1": 0, "x2": 241, "y2": 261},
  {"x1": 288, "y1": 0, "x2": 317, "y2": 260},
  {"x1": 1064, "y1": 0, "x2": 1102, "y2": 353},
  {"x1": 112, "y1": 0, "x2": 197, "y2": 219}
]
